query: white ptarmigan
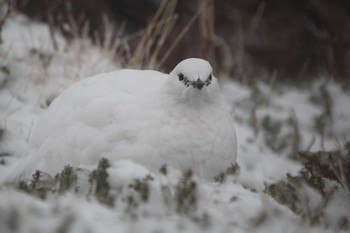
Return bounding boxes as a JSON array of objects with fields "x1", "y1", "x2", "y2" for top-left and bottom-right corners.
[{"x1": 9, "y1": 58, "x2": 237, "y2": 180}]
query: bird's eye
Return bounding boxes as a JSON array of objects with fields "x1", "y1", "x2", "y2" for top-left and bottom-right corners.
[
  {"x1": 178, "y1": 73, "x2": 184, "y2": 81},
  {"x1": 209, "y1": 74, "x2": 212, "y2": 81}
]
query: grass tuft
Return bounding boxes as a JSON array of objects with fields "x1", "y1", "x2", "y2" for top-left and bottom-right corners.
[
  {"x1": 55, "y1": 165, "x2": 78, "y2": 193},
  {"x1": 89, "y1": 158, "x2": 114, "y2": 206},
  {"x1": 129, "y1": 177, "x2": 151, "y2": 202},
  {"x1": 159, "y1": 164, "x2": 168, "y2": 176},
  {"x1": 176, "y1": 170, "x2": 197, "y2": 214},
  {"x1": 213, "y1": 163, "x2": 240, "y2": 183},
  {"x1": 17, "y1": 170, "x2": 55, "y2": 199}
]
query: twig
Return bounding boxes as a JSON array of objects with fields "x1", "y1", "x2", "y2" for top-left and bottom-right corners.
[
  {"x1": 328, "y1": 155, "x2": 350, "y2": 198},
  {"x1": 0, "y1": 0, "x2": 13, "y2": 44},
  {"x1": 305, "y1": 136, "x2": 315, "y2": 152},
  {"x1": 146, "y1": 0, "x2": 178, "y2": 68},
  {"x1": 251, "y1": 105, "x2": 259, "y2": 137},
  {"x1": 289, "y1": 109, "x2": 301, "y2": 156},
  {"x1": 261, "y1": 70, "x2": 277, "y2": 106},
  {"x1": 199, "y1": 0, "x2": 215, "y2": 58},
  {"x1": 128, "y1": 0, "x2": 169, "y2": 67},
  {"x1": 245, "y1": 1, "x2": 266, "y2": 41},
  {"x1": 156, "y1": 1, "x2": 210, "y2": 69},
  {"x1": 44, "y1": 0, "x2": 59, "y2": 50}
]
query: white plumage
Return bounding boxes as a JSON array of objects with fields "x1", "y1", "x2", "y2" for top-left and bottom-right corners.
[{"x1": 9, "y1": 58, "x2": 237, "y2": 180}]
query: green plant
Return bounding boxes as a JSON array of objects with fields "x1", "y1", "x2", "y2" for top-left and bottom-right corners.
[
  {"x1": 159, "y1": 164, "x2": 168, "y2": 176},
  {"x1": 129, "y1": 177, "x2": 151, "y2": 202},
  {"x1": 125, "y1": 176, "x2": 153, "y2": 216},
  {"x1": 213, "y1": 163, "x2": 239, "y2": 183},
  {"x1": 89, "y1": 158, "x2": 114, "y2": 206},
  {"x1": 17, "y1": 171, "x2": 55, "y2": 199},
  {"x1": 175, "y1": 170, "x2": 197, "y2": 214},
  {"x1": 55, "y1": 165, "x2": 78, "y2": 193}
]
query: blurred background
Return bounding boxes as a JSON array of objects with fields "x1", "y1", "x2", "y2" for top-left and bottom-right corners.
[{"x1": 10, "y1": 0, "x2": 350, "y2": 83}]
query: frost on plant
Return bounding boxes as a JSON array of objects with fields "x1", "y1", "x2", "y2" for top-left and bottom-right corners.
[
  {"x1": 17, "y1": 170, "x2": 55, "y2": 199},
  {"x1": 176, "y1": 170, "x2": 197, "y2": 214},
  {"x1": 55, "y1": 165, "x2": 78, "y2": 193},
  {"x1": 213, "y1": 163, "x2": 240, "y2": 183},
  {"x1": 266, "y1": 142, "x2": 350, "y2": 230},
  {"x1": 89, "y1": 157, "x2": 114, "y2": 206}
]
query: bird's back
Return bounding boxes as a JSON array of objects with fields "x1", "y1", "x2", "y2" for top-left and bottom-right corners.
[{"x1": 32, "y1": 69, "x2": 167, "y2": 146}]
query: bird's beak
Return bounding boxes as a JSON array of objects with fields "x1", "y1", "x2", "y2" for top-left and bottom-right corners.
[{"x1": 192, "y1": 79, "x2": 204, "y2": 90}]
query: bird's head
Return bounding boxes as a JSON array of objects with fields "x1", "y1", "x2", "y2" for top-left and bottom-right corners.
[{"x1": 165, "y1": 58, "x2": 220, "y2": 105}]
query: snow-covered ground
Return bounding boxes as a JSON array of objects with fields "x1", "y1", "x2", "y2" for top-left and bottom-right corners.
[{"x1": 0, "y1": 14, "x2": 349, "y2": 233}]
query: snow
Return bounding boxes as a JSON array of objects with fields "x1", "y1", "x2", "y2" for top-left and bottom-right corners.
[
  {"x1": 107, "y1": 159, "x2": 154, "y2": 188},
  {"x1": 0, "y1": 14, "x2": 117, "y2": 178},
  {"x1": 0, "y1": 13, "x2": 350, "y2": 233}
]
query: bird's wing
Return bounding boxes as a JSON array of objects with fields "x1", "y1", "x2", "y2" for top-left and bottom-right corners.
[{"x1": 31, "y1": 69, "x2": 167, "y2": 147}]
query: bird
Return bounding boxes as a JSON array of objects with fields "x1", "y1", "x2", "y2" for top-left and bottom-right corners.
[{"x1": 7, "y1": 58, "x2": 237, "y2": 181}]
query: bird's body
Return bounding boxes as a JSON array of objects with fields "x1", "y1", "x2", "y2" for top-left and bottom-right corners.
[{"x1": 9, "y1": 58, "x2": 237, "y2": 180}]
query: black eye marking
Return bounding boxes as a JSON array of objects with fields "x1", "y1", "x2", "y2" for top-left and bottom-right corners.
[
  {"x1": 177, "y1": 73, "x2": 212, "y2": 88},
  {"x1": 178, "y1": 73, "x2": 184, "y2": 81},
  {"x1": 178, "y1": 73, "x2": 190, "y2": 87},
  {"x1": 203, "y1": 74, "x2": 212, "y2": 86}
]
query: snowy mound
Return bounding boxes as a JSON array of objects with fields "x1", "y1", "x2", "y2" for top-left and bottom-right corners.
[{"x1": 8, "y1": 58, "x2": 237, "y2": 180}]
